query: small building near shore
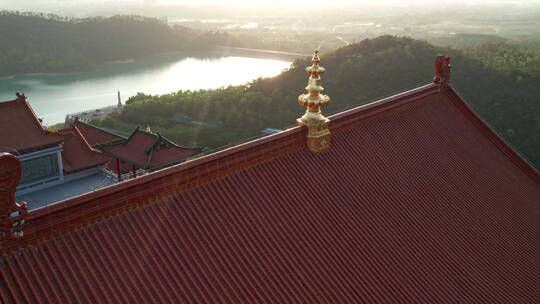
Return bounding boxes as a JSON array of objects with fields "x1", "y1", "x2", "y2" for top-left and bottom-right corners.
[{"x1": 64, "y1": 90, "x2": 124, "y2": 124}]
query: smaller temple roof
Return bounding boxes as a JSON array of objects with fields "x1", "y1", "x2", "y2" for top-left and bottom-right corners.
[
  {"x1": 58, "y1": 125, "x2": 112, "y2": 174},
  {"x1": 0, "y1": 94, "x2": 71, "y2": 154},
  {"x1": 70, "y1": 120, "x2": 124, "y2": 146},
  {"x1": 96, "y1": 127, "x2": 201, "y2": 170}
]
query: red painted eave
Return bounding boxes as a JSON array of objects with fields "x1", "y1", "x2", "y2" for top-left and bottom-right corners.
[
  {"x1": 58, "y1": 127, "x2": 112, "y2": 174},
  {"x1": 0, "y1": 99, "x2": 71, "y2": 153},
  {"x1": 71, "y1": 121, "x2": 123, "y2": 146},
  {"x1": 98, "y1": 131, "x2": 199, "y2": 169}
]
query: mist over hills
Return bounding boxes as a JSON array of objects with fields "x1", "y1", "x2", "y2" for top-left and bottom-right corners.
[{"x1": 3, "y1": 0, "x2": 539, "y2": 19}]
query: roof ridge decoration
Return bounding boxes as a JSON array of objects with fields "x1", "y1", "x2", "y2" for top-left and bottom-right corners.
[
  {"x1": 433, "y1": 54, "x2": 451, "y2": 87},
  {"x1": 16, "y1": 92, "x2": 54, "y2": 136},
  {"x1": 297, "y1": 50, "x2": 331, "y2": 153},
  {"x1": 0, "y1": 153, "x2": 27, "y2": 256},
  {"x1": 144, "y1": 133, "x2": 162, "y2": 167},
  {"x1": 93, "y1": 126, "x2": 202, "y2": 170},
  {"x1": 73, "y1": 119, "x2": 126, "y2": 139},
  {"x1": 71, "y1": 124, "x2": 104, "y2": 154},
  {"x1": 125, "y1": 126, "x2": 140, "y2": 144}
]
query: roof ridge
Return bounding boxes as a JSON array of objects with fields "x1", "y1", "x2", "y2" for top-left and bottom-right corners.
[
  {"x1": 73, "y1": 120, "x2": 126, "y2": 139},
  {"x1": 13, "y1": 125, "x2": 305, "y2": 252},
  {"x1": 328, "y1": 83, "x2": 438, "y2": 130},
  {"x1": 0, "y1": 99, "x2": 18, "y2": 106},
  {"x1": 6, "y1": 84, "x2": 439, "y2": 253},
  {"x1": 19, "y1": 96, "x2": 59, "y2": 136},
  {"x1": 6, "y1": 82, "x2": 538, "y2": 255},
  {"x1": 157, "y1": 133, "x2": 203, "y2": 151},
  {"x1": 446, "y1": 86, "x2": 540, "y2": 184},
  {"x1": 0, "y1": 98, "x2": 71, "y2": 153},
  {"x1": 125, "y1": 126, "x2": 140, "y2": 143},
  {"x1": 17, "y1": 96, "x2": 72, "y2": 140},
  {"x1": 71, "y1": 124, "x2": 105, "y2": 154},
  {"x1": 144, "y1": 133, "x2": 185, "y2": 153},
  {"x1": 142, "y1": 133, "x2": 162, "y2": 167},
  {"x1": 147, "y1": 133, "x2": 162, "y2": 150},
  {"x1": 145, "y1": 140, "x2": 155, "y2": 168}
]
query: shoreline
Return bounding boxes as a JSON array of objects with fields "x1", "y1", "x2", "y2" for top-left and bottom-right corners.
[
  {"x1": 0, "y1": 58, "x2": 135, "y2": 80},
  {"x1": 0, "y1": 70, "x2": 90, "y2": 80},
  {"x1": 105, "y1": 58, "x2": 135, "y2": 64},
  {"x1": 0, "y1": 47, "x2": 303, "y2": 80},
  {"x1": 215, "y1": 46, "x2": 310, "y2": 57},
  {"x1": 1, "y1": 48, "x2": 294, "y2": 125}
]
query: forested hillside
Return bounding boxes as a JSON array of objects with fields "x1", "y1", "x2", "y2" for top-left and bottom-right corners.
[
  {"x1": 0, "y1": 12, "x2": 216, "y2": 77},
  {"x1": 92, "y1": 36, "x2": 539, "y2": 168},
  {"x1": 464, "y1": 42, "x2": 540, "y2": 77}
]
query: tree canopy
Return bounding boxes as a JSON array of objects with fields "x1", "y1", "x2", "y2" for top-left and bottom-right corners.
[
  {"x1": 0, "y1": 12, "x2": 218, "y2": 77},
  {"x1": 92, "y1": 36, "x2": 539, "y2": 168}
]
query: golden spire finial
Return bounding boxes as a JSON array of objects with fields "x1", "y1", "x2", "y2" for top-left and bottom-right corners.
[{"x1": 297, "y1": 50, "x2": 331, "y2": 153}]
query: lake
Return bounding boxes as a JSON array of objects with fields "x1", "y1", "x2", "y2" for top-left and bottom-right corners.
[{"x1": 0, "y1": 48, "x2": 298, "y2": 125}]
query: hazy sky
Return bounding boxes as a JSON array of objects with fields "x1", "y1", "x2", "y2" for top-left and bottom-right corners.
[
  {"x1": 157, "y1": 0, "x2": 538, "y2": 4},
  {"x1": 167, "y1": 0, "x2": 539, "y2": 4},
  {"x1": 1, "y1": 0, "x2": 539, "y2": 7},
  {"x1": 1, "y1": 0, "x2": 538, "y2": 14}
]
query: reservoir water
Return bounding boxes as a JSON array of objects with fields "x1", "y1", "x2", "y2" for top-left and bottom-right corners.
[{"x1": 0, "y1": 49, "x2": 296, "y2": 125}]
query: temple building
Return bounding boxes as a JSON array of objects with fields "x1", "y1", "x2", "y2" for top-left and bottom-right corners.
[
  {"x1": 64, "y1": 120, "x2": 200, "y2": 181},
  {"x1": 95, "y1": 126, "x2": 201, "y2": 180},
  {"x1": 0, "y1": 53, "x2": 538, "y2": 303},
  {"x1": 0, "y1": 97, "x2": 200, "y2": 207},
  {"x1": 0, "y1": 93, "x2": 72, "y2": 195}
]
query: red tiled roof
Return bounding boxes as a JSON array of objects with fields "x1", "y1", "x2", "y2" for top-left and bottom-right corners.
[
  {"x1": 0, "y1": 97, "x2": 71, "y2": 154},
  {"x1": 70, "y1": 121, "x2": 123, "y2": 146},
  {"x1": 97, "y1": 129, "x2": 201, "y2": 169},
  {"x1": 1, "y1": 84, "x2": 539, "y2": 303},
  {"x1": 58, "y1": 125, "x2": 112, "y2": 174}
]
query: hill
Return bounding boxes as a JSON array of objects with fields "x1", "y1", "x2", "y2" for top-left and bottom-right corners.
[
  {"x1": 94, "y1": 36, "x2": 539, "y2": 168},
  {"x1": 0, "y1": 12, "x2": 216, "y2": 77}
]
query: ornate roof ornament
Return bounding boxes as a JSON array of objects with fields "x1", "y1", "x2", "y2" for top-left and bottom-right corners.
[
  {"x1": 297, "y1": 50, "x2": 331, "y2": 153},
  {"x1": 15, "y1": 92, "x2": 26, "y2": 102},
  {"x1": 0, "y1": 153, "x2": 28, "y2": 256},
  {"x1": 433, "y1": 54, "x2": 451, "y2": 87}
]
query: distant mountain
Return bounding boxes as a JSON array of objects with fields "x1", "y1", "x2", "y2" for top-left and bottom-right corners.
[
  {"x1": 0, "y1": 12, "x2": 215, "y2": 77},
  {"x1": 101, "y1": 36, "x2": 539, "y2": 168}
]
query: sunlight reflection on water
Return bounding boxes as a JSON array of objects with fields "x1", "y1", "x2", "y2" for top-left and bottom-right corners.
[{"x1": 0, "y1": 53, "x2": 292, "y2": 124}]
